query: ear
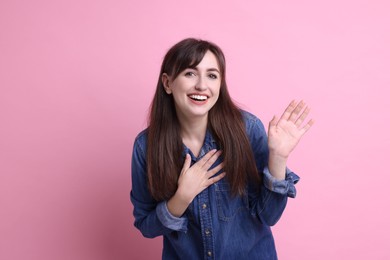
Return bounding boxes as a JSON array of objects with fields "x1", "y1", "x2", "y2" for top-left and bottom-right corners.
[{"x1": 161, "y1": 73, "x2": 172, "y2": 94}]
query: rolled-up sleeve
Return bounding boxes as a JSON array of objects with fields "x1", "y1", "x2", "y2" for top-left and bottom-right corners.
[
  {"x1": 131, "y1": 132, "x2": 188, "y2": 238},
  {"x1": 244, "y1": 111, "x2": 300, "y2": 226},
  {"x1": 156, "y1": 201, "x2": 188, "y2": 232},
  {"x1": 262, "y1": 167, "x2": 300, "y2": 198}
]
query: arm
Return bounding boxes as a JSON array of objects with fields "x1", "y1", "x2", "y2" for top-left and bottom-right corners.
[
  {"x1": 246, "y1": 106, "x2": 311, "y2": 225},
  {"x1": 131, "y1": 138, "x2": 186, "y2": 238},
  {"x1": 131, "y1": 135, "x2": 225, "y2": 237},
  {"x1": 246, "y1": 116, "x2": 290, "y2": 226},
  {"x1": 267, "y1": 100, "x2": 314, "y2": 179}
]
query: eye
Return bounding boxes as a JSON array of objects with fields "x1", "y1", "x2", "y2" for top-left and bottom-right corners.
[
  {"x1": 208, "y1": 73, "x2": 218, "y2": 79},
  {"x1": 184, "y1": 71, "x2": 196, "y2": 77}
]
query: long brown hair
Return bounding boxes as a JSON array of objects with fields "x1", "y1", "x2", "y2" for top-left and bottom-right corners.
[{"x1": 147, "y1": 38, "x2": 260, "y2": 201}]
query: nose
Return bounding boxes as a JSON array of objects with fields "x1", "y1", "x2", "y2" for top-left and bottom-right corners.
[{"x1": 195, "y1": 76, "x2": 207, "y2": 91}]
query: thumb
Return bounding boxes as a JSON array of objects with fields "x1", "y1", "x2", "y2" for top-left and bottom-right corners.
[
  {"x1": 268, "y1": 115, "x2": 279, "y2": 131},
  {"x1": 181, "y1": 154, "x2": 191, "y2": 174}
]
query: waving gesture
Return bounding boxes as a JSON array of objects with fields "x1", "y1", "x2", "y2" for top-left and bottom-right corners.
[
  {"x1": 267, "y1": 100, "x2": 314, "y2": 179},
  {"x1": 268, "y1": 100, "x2": 314, "y2": 158}
]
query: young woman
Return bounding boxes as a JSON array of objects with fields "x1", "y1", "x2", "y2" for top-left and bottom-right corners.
[{"x1": 131, "y1": 38, "x2": 314, "y2": 259}]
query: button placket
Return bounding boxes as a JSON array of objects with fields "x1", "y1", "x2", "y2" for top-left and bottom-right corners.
[
  {"x1": 198, "y1": 189, "x2": 214, "y2": 259},
  {"x1": 197, "y1": 140, "x2": 216, "y2": 259}
]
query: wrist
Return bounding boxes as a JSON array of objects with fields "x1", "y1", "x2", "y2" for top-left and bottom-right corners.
[
  {"x1": 175, "y1": 186, "x2": 194, "y2": 205},
  {"x1": 268, "y1": 150, "x2": 288, "y2": 164},
  {"x1": 268, "y1": 149, "x2": 289, "y2": 161},
  {"x1": 167, "y1": 189, "x2": 193, "y2": 218},
  {"x1": 268, "y1": 152, "x2": 288, "y2": 180}
]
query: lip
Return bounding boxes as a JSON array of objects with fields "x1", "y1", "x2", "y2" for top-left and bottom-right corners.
[
  {"x1": 187, "y1": 92, "x2": 209, "y2": 97},
  {"x1": 187, "y1": 93, "x2": 209, "y2": 98},
  {"x1": 187, "y1": 93, "x2": 209, "y2": 105}
]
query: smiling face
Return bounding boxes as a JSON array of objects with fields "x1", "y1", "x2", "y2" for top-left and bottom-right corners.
[{"x1": 162, "y1": 50, "x2": 221, "y2": 123}]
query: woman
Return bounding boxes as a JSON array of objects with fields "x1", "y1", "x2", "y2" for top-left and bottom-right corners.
[{"x1": 131, "y1": 38, "x2": 314, "y2": 259}]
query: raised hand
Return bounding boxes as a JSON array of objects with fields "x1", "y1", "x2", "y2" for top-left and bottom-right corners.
[
  {"x1": 167, "y1": 149, "x2": 225, "y2": 217},
  {"x1": 266, "y1": 100, "x2": 314, "y2": 180},
  {"x1": 268, "y1": 100, "x2": 314, "y2": 159}
]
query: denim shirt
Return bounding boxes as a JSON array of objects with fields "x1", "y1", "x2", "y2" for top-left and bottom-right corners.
[{"x1": 130, "y1": 111, "x2": 300, "y2": 260}]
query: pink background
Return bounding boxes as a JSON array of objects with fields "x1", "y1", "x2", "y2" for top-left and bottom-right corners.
[{"x1": 1, "y1": 0, "x2": 389, "y2": 259}]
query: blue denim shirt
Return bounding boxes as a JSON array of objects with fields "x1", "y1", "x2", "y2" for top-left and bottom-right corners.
[{"x1": 131, "y1": 111, "x2": 300, "y2": 259}]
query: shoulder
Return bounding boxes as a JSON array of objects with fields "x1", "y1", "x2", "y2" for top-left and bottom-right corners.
[
  {"x1": 134, "y1": 128, "x2": 148, "y2": 143},
  {"x1": 133, "y1": 128, "x2": 148, "y2": 157},
  {"x1": 239, "y1": 110, "x2": 268, "y2": 154},
  {"x1": 240, "y1": 110, "x2": 266, "y2": 133}
]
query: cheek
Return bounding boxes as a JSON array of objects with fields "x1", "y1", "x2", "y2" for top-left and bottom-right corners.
[
  {"x1": 212, "y1": 83, "x2": 221, "y2": 96},
  {"x1": 172, "y1": 81, "x2": 190, "y2": 94},
  {"x1": 170, "y1": 83, "x2": 184, "y2": 95},
  {"x1": 171, "y1": 89, "x2": 187, "y2": 106},
  {"x1": 171, "y1": 92, "x2": 182, "y2": 104}
]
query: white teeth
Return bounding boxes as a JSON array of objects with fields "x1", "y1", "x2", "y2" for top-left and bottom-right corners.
[{"x1": 189, "y1": 95, "x2": 207, "y2": 101}]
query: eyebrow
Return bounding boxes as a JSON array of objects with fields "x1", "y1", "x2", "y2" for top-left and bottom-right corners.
[
  {"x1": 187, "y1": 67, "x2": 221, "y2": 74},
  {"x1": 206, "y1": 68, "x2": 220, "y2": 74},
  {"x1": 189, "y1": 67, "x2": 220, "y2": 74}
]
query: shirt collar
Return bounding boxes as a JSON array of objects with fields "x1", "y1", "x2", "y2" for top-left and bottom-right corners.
[{"x1": 182, "y1": 129, "x2": 217, "y2": 160}]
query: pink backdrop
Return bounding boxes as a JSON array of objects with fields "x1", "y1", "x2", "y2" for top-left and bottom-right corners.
[{"x1": 1, "y1": 0, "x2": 389, "y2": 259}]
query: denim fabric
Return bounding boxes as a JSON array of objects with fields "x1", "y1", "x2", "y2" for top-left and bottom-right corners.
[{"x1": 131, "y1": 111, "x2": 300, "y2": 260}]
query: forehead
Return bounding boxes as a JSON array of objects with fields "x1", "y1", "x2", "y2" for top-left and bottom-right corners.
[{"x1": 193, "y1": 51, "x2": 220, "y2": 71}]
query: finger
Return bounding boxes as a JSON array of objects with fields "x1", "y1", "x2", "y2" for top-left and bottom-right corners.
[
  {"x1": 300, "y1": 119, "x2": 315, "y2": 135},
  {"x1": 280, "y1": 100, "x2": 297, "y2": 121},
  {"x1": 295, "y1": 106, "x2": 310, "y2": 127},
  {"x1": 201, "y1": 150, "x2": 222, "y2": 170},
  {"x1": 206, "y1": 172, "x2": 226, "y2": 186},
  {"x1": 205, "y1": 162, "x2": 224, "y2": 179},
  {"x1": 196, "y1": 149, "x2": 218, "y2": 168},
  {"x1": 288, "y1": 100, "x2": 305, "y2": 122},
  {"x1": 181, "y1": 153, "x2": 192, "y2": 174},
  {"x1": 268, "y1": 115, "x2": 278, "y2": 131}
]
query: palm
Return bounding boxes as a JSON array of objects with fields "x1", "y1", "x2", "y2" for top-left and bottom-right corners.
[{"x1": 268, "y1": 100, "x2": 314, "y2": 158}]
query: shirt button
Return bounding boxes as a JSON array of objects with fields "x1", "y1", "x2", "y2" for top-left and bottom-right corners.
[
  {"x1": 205, "y1": 229, "x2": 210, "y2": 235},
  {"x1": 207, "y1": 251, "x2": 212, "y2": 257},
  {"x1": 202, "y1": 203, "x2": 207, "y2": 209}
]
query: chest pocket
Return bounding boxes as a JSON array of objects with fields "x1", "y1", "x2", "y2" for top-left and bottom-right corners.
[{"x1": 215, "y1": 179, "x2": 249, "y2": 222}]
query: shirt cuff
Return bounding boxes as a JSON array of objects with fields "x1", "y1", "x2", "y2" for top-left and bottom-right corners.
[
  {"x1": 262, "y1": 167, "x2": 300, "y2": 198},
  {"x1": 156, "y1": 201, "x2": 188, "y2": 232}
]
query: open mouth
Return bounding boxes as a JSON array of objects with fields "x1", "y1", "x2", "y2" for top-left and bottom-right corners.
[{"x1": 188, "y1": 94, "x2": 208, "y2": 101}]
